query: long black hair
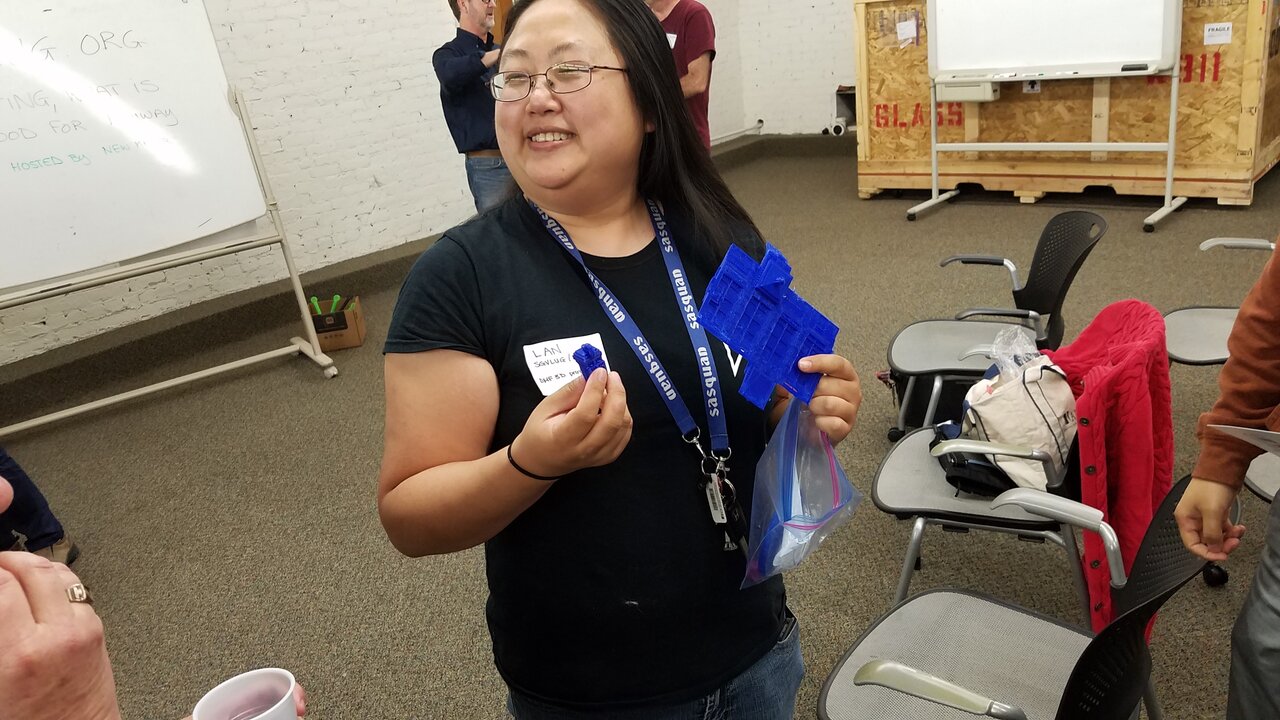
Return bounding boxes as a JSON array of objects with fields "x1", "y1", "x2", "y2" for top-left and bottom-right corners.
[{"x1": 502, "y1": 0, "x2": 760, "y2": 258}]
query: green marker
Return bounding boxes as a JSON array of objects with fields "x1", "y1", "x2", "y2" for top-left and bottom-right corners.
[
  {"x1": 309, "y1": 295, "x2": 323, "y2": 315},
  {"x1": 330, "y1": 294, "x2": 343, "y2": 313}
]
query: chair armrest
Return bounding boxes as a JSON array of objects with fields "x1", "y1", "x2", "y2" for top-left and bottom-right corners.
[
  {"x1": 853, "y1": 660, "x2": 1028, "y2": 720},
  {"x1": 931, "y1": 439, "x2": 1056, "y2": 482},
  {"x1": 1200, "y1": 237, "x2": 1276, "y2": 252},
  {"x1": 940, "y1": 255, "x2": 1023, "y2": 291},
  {"x1": 959, "y1": 344, "x2": 994, "y2": 361},
  {"x1": 954, "y1": 308, "x2": 1045, "y2": 341},
  {"x1": 990, "y1": 489, "x2": 1126, "y2": 589}
]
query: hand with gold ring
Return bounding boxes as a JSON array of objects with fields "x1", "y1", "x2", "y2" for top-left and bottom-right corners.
[{"x1": 0, "y1": 550, "x2": 121, "y2": 720}]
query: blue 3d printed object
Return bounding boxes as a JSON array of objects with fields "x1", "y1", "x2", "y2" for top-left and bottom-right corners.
[
  {"x1": 697, "y1": 244, "x2": 839, "y2": 409},
  {"x1": 572, "y1": 343, "x2": 607, "y2": 380}
]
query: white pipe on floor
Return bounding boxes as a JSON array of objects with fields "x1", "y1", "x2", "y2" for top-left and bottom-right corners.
[{"x1": 712, "y1": 119, "x2": 765, "y2": 146}]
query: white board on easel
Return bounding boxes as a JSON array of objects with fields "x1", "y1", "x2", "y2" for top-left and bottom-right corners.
[
  {"x1": 908, "y1": 0, "x2": 1188, "y2": 231},
  {"x1": 0, "y1": 0, "x2": 266, "y2": 290},
  {"x1": 927, "y1": 0, "x2": 1181, "y2": 82},
  {"x1": 0, "y1": 0, "x2": 337, "y2": 439}
]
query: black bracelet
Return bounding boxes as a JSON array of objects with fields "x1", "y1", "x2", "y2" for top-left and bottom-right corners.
[{"x1": 507, "y1": 442, "x2": 559, "y2": 481}]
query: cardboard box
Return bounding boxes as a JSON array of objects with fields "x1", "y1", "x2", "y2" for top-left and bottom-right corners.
[{"x1": 311, "y1": 296, "x2": 366, "y2": 352}]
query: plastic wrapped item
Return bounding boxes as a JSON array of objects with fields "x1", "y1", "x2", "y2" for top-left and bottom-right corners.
[
  {"x1": 991, "y1": 326, "x2": 1040, "y2": 382},
  {"x1": 742, "y1": 400, "x2": 862, "y2": 587}
]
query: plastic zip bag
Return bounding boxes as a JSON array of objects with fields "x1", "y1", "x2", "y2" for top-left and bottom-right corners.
[
  {"x1": 742, "y1": 400, "x2": 862, "y2": 588},
  {"x1": 991, "y1": 326, "x2": 1040, "y2": 383}
]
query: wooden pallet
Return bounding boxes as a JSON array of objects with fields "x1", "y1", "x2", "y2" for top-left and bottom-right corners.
[{"x1": 853, "y1": 0, "x2": 1280, "y2": 206}]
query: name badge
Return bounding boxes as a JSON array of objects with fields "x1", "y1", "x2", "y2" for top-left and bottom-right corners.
[
  {"x1": 666, "y1": 32, "x2": 678, "y2": 49},
  {"x1": 523, "y1": 332, "x2": 611, "y2": 396}
]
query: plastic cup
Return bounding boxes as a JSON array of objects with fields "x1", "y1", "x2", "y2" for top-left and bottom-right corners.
[{"x1": 192, "y1": 668, "x2": 297, "y2": 720}]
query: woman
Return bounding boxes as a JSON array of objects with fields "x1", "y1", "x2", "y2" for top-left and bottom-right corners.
[{"x1": 378, "y1": 0, "x2": 861, "y2": 716}]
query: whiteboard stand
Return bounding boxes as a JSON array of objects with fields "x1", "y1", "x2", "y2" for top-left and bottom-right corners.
[
  {"x1": 905, "y1": 82, "x2": 961, "y2": 220},
  {"x1": 906, "y1": 70, "x2": 1187, "y2": 231},
  {"x1": 0, "y1": 88, "x2": 335, "y2": 440}
]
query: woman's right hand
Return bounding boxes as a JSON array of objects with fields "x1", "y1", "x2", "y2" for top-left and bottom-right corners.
[{"x1": 510, "y1": 368, "x2": 633, "y2": 478}]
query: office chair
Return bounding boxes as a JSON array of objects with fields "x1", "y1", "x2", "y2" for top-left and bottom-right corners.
[
  {"x1": 873, "y1": 427, "x2": 1091, "y2": 617},
  {"x1": 1163, "y1": 237, "x2": 1274, "y2": 365},
  {"x1": 876, "y1": 300, "x2": 1170, "y2": 624},
  {"x1": 887, "y1": 211, "x2": 1107, "y2": 441},
  {"x1": 1244, "y1": 454, "x2": 1280, "y2": 503},
  {"x1": 819, "y1": 474, "x2": 1205, "y2": 720}
]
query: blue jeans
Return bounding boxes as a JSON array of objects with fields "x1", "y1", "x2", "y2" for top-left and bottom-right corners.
[
  {"x1": 465, "y1": 155, "x2": 513, "y2": 214},
  {"x1": 507, "y1": 612, "x2": 805, "y2": 720},
  {"x1": 0, "y1": 446, "x2": 64, "y2": 552}
]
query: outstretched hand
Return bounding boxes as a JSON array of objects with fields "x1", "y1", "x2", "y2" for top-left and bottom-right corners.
[{"x1": 1175, "y1": 477, "x2": 1246, "y2": 562}]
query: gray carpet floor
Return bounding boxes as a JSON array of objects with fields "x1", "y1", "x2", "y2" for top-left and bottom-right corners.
[{"x1": 2, "y1": 136, "x2": 1275, "y2": 719}]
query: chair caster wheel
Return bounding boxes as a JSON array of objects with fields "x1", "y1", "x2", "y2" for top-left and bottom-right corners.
[
  {"x1": 1143, "y1": 223, "x2": 1155, "y2": 233},
  {"x1": 887, "y1": 427, "x2": 906, "y2": 442},
  {"x1": 1203, "y1": 563, "x2": 1229, "y2": 587},
  {"x1": 907, "y1": 212, "x2": 917, "y2": 222}
]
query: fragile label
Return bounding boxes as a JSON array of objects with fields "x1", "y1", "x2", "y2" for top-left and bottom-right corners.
[
  {"x1": 1204, "y1": 22, "x2": 1233, "y2": 45},
  {"x1": 523, "y1": 332, "x2": 610, "y2": 396},
  {"x1": 896, "y1": 18, "x2": 918, "y2": 45}
]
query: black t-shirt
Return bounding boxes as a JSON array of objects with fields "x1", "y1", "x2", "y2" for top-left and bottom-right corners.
[{"x1": 384, "y1": 197, "x2": 785, "y2": 708}]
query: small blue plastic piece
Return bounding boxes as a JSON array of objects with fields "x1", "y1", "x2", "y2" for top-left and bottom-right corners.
[
  {"x1": 697, "y1": 244, "x2": 839, "y2": 409},
  {"x1": 573, "y1": 343, "x2": 607, "y2": 379}
]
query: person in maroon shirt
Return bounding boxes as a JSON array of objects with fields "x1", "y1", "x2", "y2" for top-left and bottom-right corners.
[{"x1": 645, "y1": 0, "x2": 715, "y2": 149}]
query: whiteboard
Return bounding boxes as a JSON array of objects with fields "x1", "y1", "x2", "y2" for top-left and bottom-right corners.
[
  {"x1": 0, "y1": 0, "x2": 267, "y2": 290},
  {"x1": 927, "y1": 0, "x2": 1182, "y2": 82}
]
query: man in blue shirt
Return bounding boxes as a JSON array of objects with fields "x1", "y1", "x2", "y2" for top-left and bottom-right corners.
[{"x1": 435, "y1": 0, "x2": 512, "y2": 214}]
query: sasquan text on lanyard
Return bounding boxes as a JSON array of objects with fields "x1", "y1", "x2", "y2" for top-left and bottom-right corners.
[{"x1": 530, "y1": 198, "x2": 749, "y2": 554}]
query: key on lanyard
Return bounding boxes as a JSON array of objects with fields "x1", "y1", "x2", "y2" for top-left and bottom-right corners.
[
  {"x1": 694, "y1": 439, "x2": 745, "y2": 554},
  {"x1": 704, "y1": 469, "x2": 728, "y2": 525},
  {"x1": 718, "y1": 466, "x2": 749, "y2": 555}
]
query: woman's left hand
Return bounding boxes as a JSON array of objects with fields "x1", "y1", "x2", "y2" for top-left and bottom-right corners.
[{"x1": 798, "y1": 354, "x2": 862, "y2": 446}]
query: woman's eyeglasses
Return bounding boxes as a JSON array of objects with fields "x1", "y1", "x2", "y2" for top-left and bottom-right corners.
[{"x1": 489, "y1": 62, "x2": 628, "y2": 102}]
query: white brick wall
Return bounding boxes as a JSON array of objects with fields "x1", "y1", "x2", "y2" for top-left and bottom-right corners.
[
  {"x1": 699, "y1": 0, "x2": 746, "y2": 142},
  {"x1": 1, "y1": 0, "x2": 472, "y2": 366},
  {"x1": 701, "y1": 0, "x2": 858, "y2": 139},
  {"x1": 0, "y1": 0, "x2": 855, "y2": 366},
  {"x1": 737, "y1": 0, "x2": 857, "y2": 135}
]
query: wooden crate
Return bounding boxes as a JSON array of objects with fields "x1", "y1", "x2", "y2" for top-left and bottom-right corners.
[{"x1": 853, "y1": 0, "x2": 1280, "y2": 205}]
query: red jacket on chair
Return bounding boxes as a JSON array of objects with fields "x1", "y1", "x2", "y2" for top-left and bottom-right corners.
[{"x1": 1045, "y1": 299, "x2": 1173, "y2": 632}]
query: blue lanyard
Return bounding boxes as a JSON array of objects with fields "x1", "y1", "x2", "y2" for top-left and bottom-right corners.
[{"x1": 530, "y1": 199, "x2": 730, "y2": 456}]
